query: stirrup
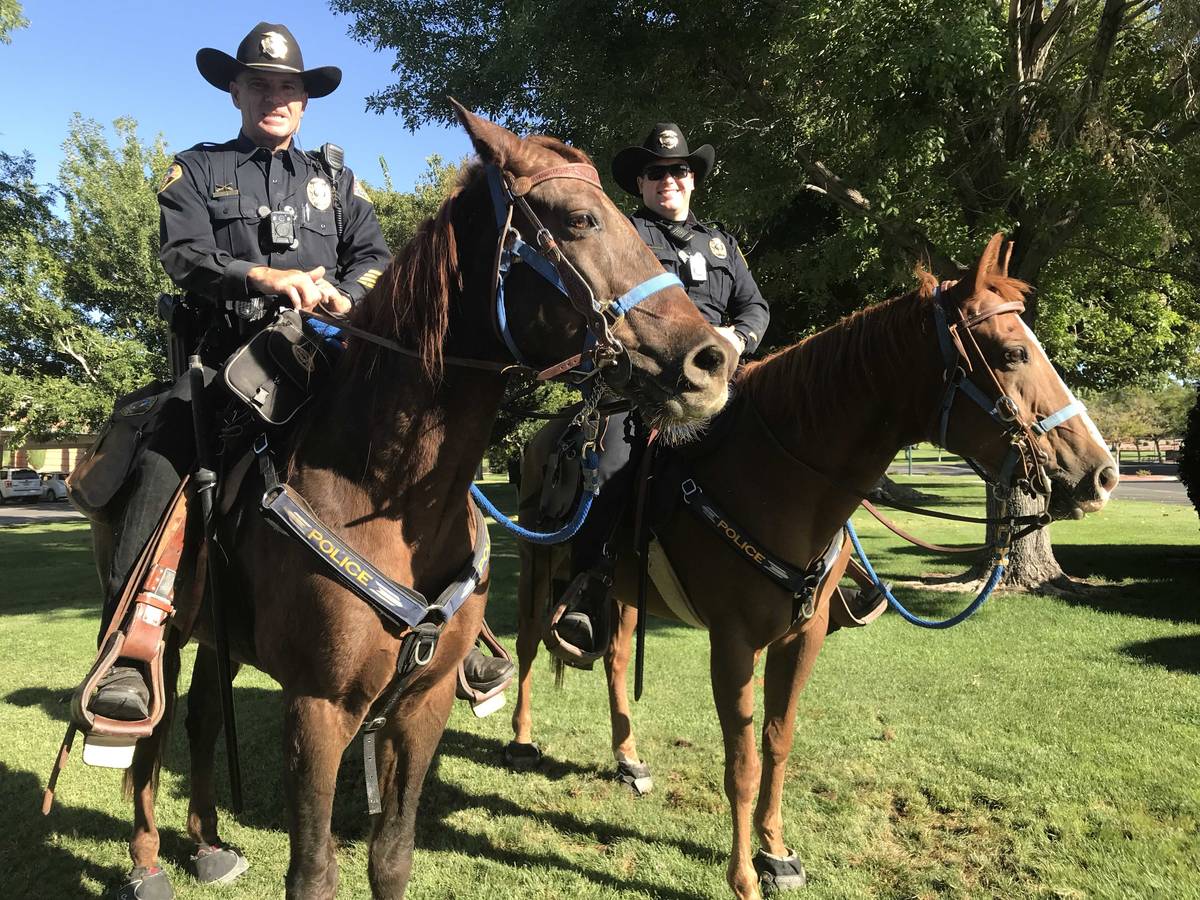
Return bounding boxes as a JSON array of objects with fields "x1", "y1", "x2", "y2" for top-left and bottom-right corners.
[
  {"x1": 543, "y1": 570, "x2": 611, "y2": 669},
  {"x1": 456, "y1": 619, "x2": 513, "y2": 718}
]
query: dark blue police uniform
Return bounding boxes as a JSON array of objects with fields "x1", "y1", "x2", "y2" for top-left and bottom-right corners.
[
  {"x1": 158, "y1": 132, "x2": 390, "y2": 307},
  {"x1": 629, "y1": 208, "x2": 769, "y2": 352}
]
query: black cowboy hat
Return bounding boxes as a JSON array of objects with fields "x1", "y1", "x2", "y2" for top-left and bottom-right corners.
[
  {"x1": 196, "y1": 22, "x2": 341, "y2": 99},
  {"x1": 611, "y1": 122, "x2": 716, "y2": 196}
]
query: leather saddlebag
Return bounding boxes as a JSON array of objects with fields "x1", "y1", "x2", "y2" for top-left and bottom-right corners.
[
  {"x1": 68, "y1": 381, "x2": 173, "y2": 518},
  {"x1": 222, "y1": 309, "x2": 333, "y2": 426}
]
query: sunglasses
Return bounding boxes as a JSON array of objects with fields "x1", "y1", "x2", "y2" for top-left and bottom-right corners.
[{"x1": 642, "y1": 163, "x2": 693, "y2": 181}]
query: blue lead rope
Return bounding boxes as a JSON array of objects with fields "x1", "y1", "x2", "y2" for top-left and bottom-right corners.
[
  {"x1": 470, "y1": 447, "x2": 600, "y2": 545},
  {"x1": 845, "y1": 519, "x2": 1004, "y2": 629}
]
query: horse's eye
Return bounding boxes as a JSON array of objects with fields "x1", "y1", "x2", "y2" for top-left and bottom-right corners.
[
  {"x1": 567, "y1": 212, "x2": 597, "y2": 231},
  {"x1": 1004, "y1": 346, "x2": 1029, "y2": 367}
]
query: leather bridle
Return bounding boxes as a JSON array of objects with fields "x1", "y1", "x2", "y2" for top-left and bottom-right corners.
[
  {"x1": 484, "y1": 163, "x2": 683, "y2": 385},
  {"x1": 931, "y1": 286, "x2": 1085, "y2": 499}
]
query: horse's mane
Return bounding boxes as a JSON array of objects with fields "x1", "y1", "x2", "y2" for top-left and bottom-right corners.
[
  {"x1": 349, "y1": 135, "x2": 592, "y2": 382},
  {"x1": 737, "y1": 269, "x2": 1030, "y2": 430}
]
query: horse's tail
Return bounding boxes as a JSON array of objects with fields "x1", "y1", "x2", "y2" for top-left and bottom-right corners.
[{"x1": 122, "y1": 627, "x2": 181, "y2": 799}]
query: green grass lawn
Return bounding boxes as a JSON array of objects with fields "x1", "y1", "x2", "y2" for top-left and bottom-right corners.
[{"x1": 1, "y1": 481, "x2": 1198, "y2": 899}]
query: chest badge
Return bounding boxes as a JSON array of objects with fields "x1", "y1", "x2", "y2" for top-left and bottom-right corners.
[
  {"x1": 307, "y1": 176, "x2": 332, "y2": 211},
  {"x1": 709, "y1": 237, "x2": 728, "y2": 259}
]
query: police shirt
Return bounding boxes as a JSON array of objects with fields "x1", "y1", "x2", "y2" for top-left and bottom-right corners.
[
  {"x1": 157, "y1": 132, "x2": 390, "y2": 305},
  {"x1": 630, "y1": 208, "x2": 770, "y2": 353}
]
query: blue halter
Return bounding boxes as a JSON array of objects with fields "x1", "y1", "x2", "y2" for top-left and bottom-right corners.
[
  {"x1": 484, "y1": 165, "x2": 683, "y2": 374},
  {"x1": 931, "y1": 287, "x2": 1084, "y2": 496}
]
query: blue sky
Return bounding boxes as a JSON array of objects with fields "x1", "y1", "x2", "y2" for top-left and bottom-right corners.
[{"x1": 0, "y1": 1, "x2": 474, "y2": 191}]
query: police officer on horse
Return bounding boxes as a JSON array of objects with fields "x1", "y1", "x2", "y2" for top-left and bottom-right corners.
[
  {"x1": 87, "y1": 21, "x2": 510, "y2": 723},
  {"x1": 550, "y1": 122, "x2": 771, "y2": 660}
]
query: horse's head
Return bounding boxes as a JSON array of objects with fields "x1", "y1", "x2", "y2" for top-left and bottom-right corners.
[
  {"x1": 450, "y1": 102, "x2": 735, "y2": 428},
  {"x1": 933, "y1": 234, "x2": 1118, "y2": 519}
]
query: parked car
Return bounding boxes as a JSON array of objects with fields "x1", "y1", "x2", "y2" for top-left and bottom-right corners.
[
  {"x1": 0, "y1": 468, "x2": 42, "y2": 503},
  {"x1": 40, "y1": 472, "x2": 69, "y2": 502}
]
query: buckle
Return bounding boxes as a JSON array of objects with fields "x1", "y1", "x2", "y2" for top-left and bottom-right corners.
[
  {"x1": 681, "y1": 479, "x2": 698, "y2": 500},
  {"x1": 253, "y1": 433, "x2": 269, "y2": 456}
]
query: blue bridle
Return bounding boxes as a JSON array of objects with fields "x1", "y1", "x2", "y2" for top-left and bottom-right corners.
[
  {"x1": 484, "y1": 164, "x2": 683, "y2": 378},
  {"x1": 931, "y1": 287, "x2": 1085, "y2": 496}
]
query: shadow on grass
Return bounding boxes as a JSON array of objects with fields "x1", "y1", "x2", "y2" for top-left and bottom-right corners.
[
  {"x1": 9, "y1": 680, "x2": 719, "y2": 897},
  {"x1": 0, "y1": 760, "x2": 195, "y2": 898},
  {"x1": 1054, "y1": 543, "x2": 1200, "y2": 625},
  {"x1": 1119, "y1": 634, "x2": 1200, "y2": 674}
]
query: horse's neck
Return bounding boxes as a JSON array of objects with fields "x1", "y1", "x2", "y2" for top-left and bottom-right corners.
[
  {"x1": 750, "y1": 294, "x2": 943, "y2": 499},
  {"x1": 294, "y1": 356, "x2": 505, "y2": 531}
]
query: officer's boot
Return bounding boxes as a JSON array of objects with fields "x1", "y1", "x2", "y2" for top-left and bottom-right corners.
[{"x1": 553, "y1": 559, "x2": 614, "y2": 656}]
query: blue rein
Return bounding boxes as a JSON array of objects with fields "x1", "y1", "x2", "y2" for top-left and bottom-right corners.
[
  {"x1": 480, "y1": 165, "x2": 682, "y2": 544},
  {"x1": 846, "y1": 519, "x2": 1004, "y2": 629}
]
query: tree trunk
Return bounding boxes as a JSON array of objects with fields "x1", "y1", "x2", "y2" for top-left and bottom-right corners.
[{"x1": 954, "y1": 490, "x2": 1076, "y2": 592}]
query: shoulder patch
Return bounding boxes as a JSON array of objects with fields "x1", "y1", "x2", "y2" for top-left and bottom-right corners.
[
  {"x1": 158, "y1": 163, "x2": 183, "y2": 194},
  {"x1": 352, "y1": 177, "x2": 372, "y2": 204}
]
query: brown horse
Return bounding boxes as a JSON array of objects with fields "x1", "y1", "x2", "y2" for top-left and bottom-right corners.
[
  {"x1": 510, "y1": 235, "x2": 1118, "y2": 899},
  {"x1": 92, "y1": 105, "x2": 735, "y2": 899}
]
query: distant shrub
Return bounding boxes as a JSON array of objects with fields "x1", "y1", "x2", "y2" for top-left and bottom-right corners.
[{"x1": 1181, "y1": 385, "x2": 1200, "y2": 522}]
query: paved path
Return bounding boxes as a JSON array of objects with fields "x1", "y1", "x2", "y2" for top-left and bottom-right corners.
[
  {"x1": 887, "y1": 461, "x2": 1188, "y2": 504},
  {"x1": 0, "y1": 500, "x2": 84, "y2": 527}
]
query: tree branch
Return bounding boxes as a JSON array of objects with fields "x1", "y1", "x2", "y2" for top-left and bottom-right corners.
[
  {"x1": 799, "y1": 156, "x2": 966, "y2": 277},
  {"x1": 54, "y1": 332, "x2": 95, "y2": 383}
]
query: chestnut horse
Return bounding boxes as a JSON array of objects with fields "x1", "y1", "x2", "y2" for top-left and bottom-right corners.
[
  {"x1": 509, "y1": 235, "x2": 1118, "y2": 899},
  {"x1": 94, "y1": 105, "x2": 735, "y2": 899}
]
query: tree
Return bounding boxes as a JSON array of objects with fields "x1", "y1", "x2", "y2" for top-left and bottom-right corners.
[
  {"x1": 0, "y1": 118, "x2": 167, "y2": 441},
  {"x1": 366, "y1": 154, "x2": 464, "y2": 250},
  {"x1": 0, "y1": 0, "x2": 27, "y2": 44},
  {"x1": 336, "y1": 0, "x2": 1200, "y2": 590}
]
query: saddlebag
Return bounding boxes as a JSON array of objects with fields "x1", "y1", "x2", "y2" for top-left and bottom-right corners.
[
  {"x1": 67, "y1": 381, "x2": 174, "y2": 519},
  {"x1": 222, "y1": 309, "x2": 333, "y2": 426}
]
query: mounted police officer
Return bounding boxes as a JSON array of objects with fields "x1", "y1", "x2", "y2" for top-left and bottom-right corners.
[
  {"x1": 88, "y1": 22, "x2": 510, "y2": 733},
  {"x1": 550, "y1": 122, "x2": 770, "y2": 661}
]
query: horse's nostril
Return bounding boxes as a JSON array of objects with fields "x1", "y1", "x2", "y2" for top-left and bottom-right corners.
[
  {"x1": 687, "y1": 341, "x2": 729, "y2": 380},
  {"x1": 1095, "y1": 465, "x2": 1119, "y2": 494}
]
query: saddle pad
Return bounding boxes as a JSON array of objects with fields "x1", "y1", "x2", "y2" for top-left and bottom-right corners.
[{"x1": 647, "y1": 538, "x2": 706, "y2": 629}]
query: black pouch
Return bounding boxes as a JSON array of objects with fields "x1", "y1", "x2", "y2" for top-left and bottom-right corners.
[
  {"x1": 222, "y1": 309, "x2": 333, "y2": 426},
  {"x1": 68, "y1": 381, "x2": 173, "y2": 518}
]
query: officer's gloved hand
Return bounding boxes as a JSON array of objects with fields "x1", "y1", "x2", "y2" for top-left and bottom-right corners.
[{"x1": 714, "y1": 325, "x2": 746, "y2": 358}]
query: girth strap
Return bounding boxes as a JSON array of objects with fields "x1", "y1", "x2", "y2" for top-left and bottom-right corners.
[{"x1": 679, "y1": 477, "x2": 842, "y2": 622}]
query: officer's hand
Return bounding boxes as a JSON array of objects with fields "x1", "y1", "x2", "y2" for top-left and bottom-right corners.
[
  {"x1": 313, "y1": 276, "x2": 352, "y2": 315},
  {"x1": 715, "y1": 325, "x2": 746, "y2": 358},
  {"x1": 247, "y1": 266, "x2": 326, "y2": 311}
]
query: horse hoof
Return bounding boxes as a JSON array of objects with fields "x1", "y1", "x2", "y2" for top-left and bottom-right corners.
[
  {"x1": 615, "y1": 758, "x2": 653, "y2": 796},
  {"x1": 113, "y1": 866, "x2": 174, "y2": 900},
  {"x1": 753, "y1": 848, "x2": 807, "y2": 893},
  {"x1": 188, "y1": 843, "x2": 250, "y2": 885},
  {"x1": 504, "y1": 741, "x2": 543, "y2": 771}
]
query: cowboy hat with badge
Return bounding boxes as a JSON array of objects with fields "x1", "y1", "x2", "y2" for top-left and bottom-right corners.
[
  {"x1": 611, "y1": 122, "x2": 715, "y2": 196},
  {"x1": 196, "y1": 21, "x2": 342, "y2": 98}
]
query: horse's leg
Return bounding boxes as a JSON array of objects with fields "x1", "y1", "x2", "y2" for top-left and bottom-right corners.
[
  {"x1": 126, "y1": 632, "x2": 180, "y2": 893},
  {"x1": 508, "y1": 542, "x2": 544, "y2": 766},
  {"x1": 606, "y1": 599, "x2": 652, "y2": 793},
  {"x1": 710, "y1": 632, "x2": 764, "y2": 900},
  {"x1": 282, "y1": 693, "x2": 361, "y2": 900},
  {"x1": 752, "y1": 624, "x2": 827, "y2": 890},
  {"x1": 367, "y1": 667, "x2": 459, "y2": 897},
  {"x1": 184, "y1": 644, "x2": 249, "y2": 882}
]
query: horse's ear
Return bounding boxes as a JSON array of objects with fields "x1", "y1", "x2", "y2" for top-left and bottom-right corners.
[
  {"x1": 1000, "y1": 239, "x2": 1014, "y2": 278},
  {"x1": 449, "y1": 98, "x2": 519, "y2": 168},
  {"x1": 972, "y1": 232, "x2": 1005, "y2": 296}
]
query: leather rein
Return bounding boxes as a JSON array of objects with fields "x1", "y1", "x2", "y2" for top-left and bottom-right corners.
[{"x1": 309, "y1": 160, "x2": 683, "y2": 386}]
